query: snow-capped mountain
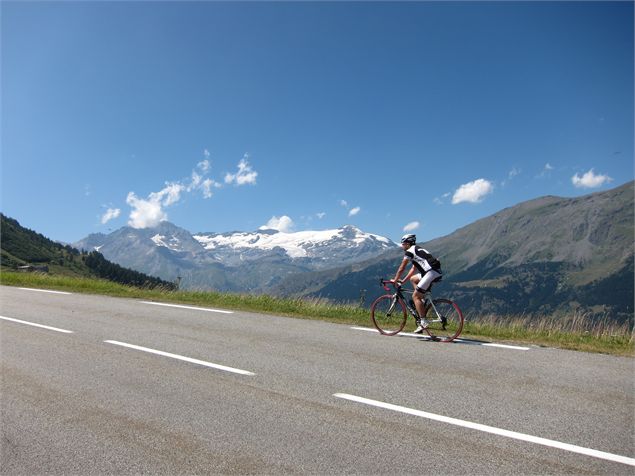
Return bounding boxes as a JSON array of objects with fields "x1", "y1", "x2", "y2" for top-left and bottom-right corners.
[
  {"x1": 74, "y1": 222, "x2": 396, "y2": 291},
  {"x1": 193, "y1": 225, "x2": 393, "y2": 268}
]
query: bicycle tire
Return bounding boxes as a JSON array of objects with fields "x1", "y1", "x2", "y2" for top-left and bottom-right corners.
[
  {"x1": 370, "y1": 294, "x2": 407, "y2": 336},
  {"x1": 423, "y1": 298, "x2": 464, "y2": 342}
]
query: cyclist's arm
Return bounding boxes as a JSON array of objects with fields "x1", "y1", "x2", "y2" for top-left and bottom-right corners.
[
  {"x1": 402, "y1": 265, "x2": 416, "y2": 283},
  {"x1": 393, "y1": 257, "x2": 409, "y2": 283}
]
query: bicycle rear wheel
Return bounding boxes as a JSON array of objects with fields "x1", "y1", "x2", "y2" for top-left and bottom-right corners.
[
  {"x1": 423, "y1": 298, "x2": 464, "y2": 342},
  {"x1": 370, "y1": 295, "x2": 407, "y2": 336}
]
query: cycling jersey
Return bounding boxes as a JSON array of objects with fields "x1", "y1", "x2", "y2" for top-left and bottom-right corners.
[{"x1": 404, "y1": 245, "x2": 441, "y2": 275}]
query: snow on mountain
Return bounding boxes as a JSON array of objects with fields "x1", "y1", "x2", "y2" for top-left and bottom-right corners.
[
  {"x1": 193, "y1": 225, "x2": 394, "y2": 261},
  {"x1": 73, "y1": 222, "x2": 396, "y2": 291},
  {"x1": 151, "y1": 233, "x2": 187, "y2": 252}
]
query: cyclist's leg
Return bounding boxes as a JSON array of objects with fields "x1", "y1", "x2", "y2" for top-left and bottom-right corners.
[
  {"x1": 414, "y1": 270, "x2": 442, "y2": 323},
  {"x1": 412, "y1": 288, "x2": 427, "y2": 326},
  {"x1": 416, "y1": 269, "x2": 442, "y2": 295},
  {"x1": 409, "y1": 273, "x2": 422, "y2": 289}
]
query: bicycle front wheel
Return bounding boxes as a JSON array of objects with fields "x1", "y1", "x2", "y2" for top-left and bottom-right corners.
[
  {"x1": 370, "y1": 295, "x2": 407, "y2": 336},
  {"x1": 423, "y1": 298, "x2": 464, "y2": 342}
]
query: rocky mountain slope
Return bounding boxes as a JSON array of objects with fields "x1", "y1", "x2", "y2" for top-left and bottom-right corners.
[
  {"x1": 74, "y1": 223, "x2": 395, "y2": 292},
  {"x1": 272, "y1": 181, "x2": 634, "y2": 322}
]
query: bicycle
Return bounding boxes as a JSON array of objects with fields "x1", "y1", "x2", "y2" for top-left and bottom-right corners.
[{"x1": 370, "y1": 279, "x2": 464, "y2": 342}]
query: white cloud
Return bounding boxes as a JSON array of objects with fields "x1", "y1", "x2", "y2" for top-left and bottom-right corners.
[
  {"x1": 537, "y1": 163, "x2": 554, "y2": 178},
  {"x1": 433, "y1": 192, "x2": 451, "y2": 205},
  {"x1": 100, "y1": 208, "x2": 121, "y2": 224},
  {"x1": 122, "y1": 154, "x2": 255, "y2": 229},
  {"x1": 126, "y1": 192, "x2": 167, "y2": 229},
  {"x1": 340, "y1": 199, "x2": 360, "y2": 216},
  {"x1": 225, "y1": 156, "x2": 258, "y2": 185},
  {"x1": 125, "y1": 162, "x2": 218, "y2": 229},
  {"x1": 452, "y1": 179, "x2": 494, "y2": 204},
  {"x1": 197, "y1": 159, "x2": 211, "y2": 173},
  {"x1": 201, "y1": 178, "x2": 220, "y2": 198},
  {"x1": 152, "y1": 182, "x2": 185, "y2": 207},
  {"x1": 571, "y1": 169, "x2": 613, "y2": 189},
  {"x1": 403, "y1": 221, "x2": 420, "y2": 232},
  {"x1": 316, "y1": 212, "x2": 326, "y2": 219},
  {"x1": 260, "y1": 215, "x2": 295, "y2": 233}
]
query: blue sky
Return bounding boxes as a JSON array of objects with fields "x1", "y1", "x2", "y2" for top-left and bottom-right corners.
[{"x1": 2, "y1": 1, "x2": 633, "y2": 245}]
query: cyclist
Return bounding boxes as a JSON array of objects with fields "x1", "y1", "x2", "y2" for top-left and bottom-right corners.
[{"x1": 393, "y1": 234, "x2": 443, "y2": 333}]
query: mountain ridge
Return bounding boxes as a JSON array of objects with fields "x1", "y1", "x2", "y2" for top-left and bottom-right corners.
[
  {"x1": 270, "y1": 181, "x2": 634, "y2": 322},
  {"x1": 73, "y1": 223, "x2": 396, "y2": 291}
]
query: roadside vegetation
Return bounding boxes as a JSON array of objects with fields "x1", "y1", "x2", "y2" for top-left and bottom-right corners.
[{"x1": 1, "y1": 271, "x2": 632, "y2": 357}]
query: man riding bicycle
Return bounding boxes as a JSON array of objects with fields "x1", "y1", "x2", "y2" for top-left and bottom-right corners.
[{"x1": 393, "y1": 234, "x2": 443, "y2": 333}]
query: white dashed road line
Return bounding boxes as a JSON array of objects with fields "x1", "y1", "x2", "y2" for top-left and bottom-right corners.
[
  {"x1": 0, "y1": 315, "x2": 74, "y2": 334},
  {"x1": 140, "y1": 301, "x2": 234, "y2": 314},
  {"x1": 104, "y1": 340, "x2": 255, "y2": 376},
  {"x1": 333, "y1": 393, "x2": 635, "y2": 467}
]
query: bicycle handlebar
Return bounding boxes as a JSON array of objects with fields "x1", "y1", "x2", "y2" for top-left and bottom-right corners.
[{"x1": 380, "y1": 279, "x2": 400, "y2": 292}]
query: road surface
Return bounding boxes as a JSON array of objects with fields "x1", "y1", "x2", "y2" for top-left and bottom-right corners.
[{"x1": 1, "y1": 285, "x2": 633, "y2": 474}]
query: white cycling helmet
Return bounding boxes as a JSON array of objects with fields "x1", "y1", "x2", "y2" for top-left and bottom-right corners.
[{"x1": 401, "y1": 234, "x2": 416, "y2": 245}]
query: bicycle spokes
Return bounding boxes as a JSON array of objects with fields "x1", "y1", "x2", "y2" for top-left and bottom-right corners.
[
  {"x1": 371, "y1": 295, "x2": 408, "y2": 336},
  {"x1": 423, "y1": 299, "x2": 463, "y2": 342}
]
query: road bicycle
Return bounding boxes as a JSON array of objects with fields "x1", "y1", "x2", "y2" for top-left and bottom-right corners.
[{"x1": 370, "y1": 279, "x2": 464, "y2": 342}]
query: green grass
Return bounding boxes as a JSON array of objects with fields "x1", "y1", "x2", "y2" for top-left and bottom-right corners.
[{"x1": 1, "y1": 271, "x2": 633, "y2": 356}]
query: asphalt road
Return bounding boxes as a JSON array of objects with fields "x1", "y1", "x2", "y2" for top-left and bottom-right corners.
[{"x1": 1, "y1": 285, "x2": 633, "y2": 475}]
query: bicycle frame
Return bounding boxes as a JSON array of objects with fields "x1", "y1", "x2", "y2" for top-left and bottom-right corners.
[
  {"x1": 381, "y1": 280, "x2": 446, "y2": 327},
  {"x1": 373, "y1": 279, "x2": 463, "y2": 341}
]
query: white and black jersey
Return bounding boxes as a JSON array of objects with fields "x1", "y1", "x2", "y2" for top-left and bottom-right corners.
[{"x1": 404, "y1": 245, "x2": 441, "y2": 275}]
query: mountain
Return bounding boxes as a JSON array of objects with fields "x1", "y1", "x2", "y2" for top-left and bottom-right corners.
[
  {"x1": 0, "y1": 214, "x2": 176, "y2": 290},
  {"x1": 271, "y1": 182, "x2": 634, "y2": 323},
  {"x1": 74, "y1": 223, "x2": 396, "y2": 292}
]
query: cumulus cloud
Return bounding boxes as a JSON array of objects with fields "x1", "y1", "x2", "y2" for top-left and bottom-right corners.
[
  {"x1": 572, "y1": 169, "x2": 613, "y2": 189},
  {"x1": 225, "y1": 156, "x2": 258, "y2": 185},
  {"x1": 452, "y1": 179, "x2": 494, "y2": 204},
  {"x1": 403, "y1": 221, "x2": 420, "y2": 232},
  {"x1": 126, "y1": 192, "x2": 168, "y2": 229},
  {"x1": 260, "y1": 215, "x2": 295, "y2": 233},
  {"x1": 316, "y1": 212, "x2": 326, "y2": 219},
  {"x1": 100, "y1": 208, "x2": 121, "y2": 224},
  {"x1": 125, "y1": 179, "x2": 195, "y2": 229},
  {"x1": 121, "y1": 154, "x2": 257, "y2": 229}
]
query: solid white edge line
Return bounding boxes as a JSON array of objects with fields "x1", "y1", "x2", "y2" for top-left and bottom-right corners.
[
  {"x1": 482, "y1": 343, "x2": 531, "y2": 350},
  {"x1": 349, "y1": 327, "x2": 530, "y2": 350},
  {"x1": 0, "y1": 315, "x2": 74, "y2": 334},
  {"x1": 141, "y1": 301, "x2": 233, "y2": 314},
  {"x1": 18, "y1": 287, "x2": 72, "y2": 295},
  {"x1": 333, "y1": 393, "x2": 635, "y2": 467},
  {"x1": 104, "y1": 340, "x2": 254, "y2": 376}
]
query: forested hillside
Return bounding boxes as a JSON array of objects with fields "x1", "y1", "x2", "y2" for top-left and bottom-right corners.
[{"x1": 0, "y1": 214, "x2": 176, "y2": 290}]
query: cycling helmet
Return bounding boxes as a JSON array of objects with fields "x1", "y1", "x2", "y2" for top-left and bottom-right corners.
[{"x1": 401, "y1": 234, "x2": 416, "y2": 245}]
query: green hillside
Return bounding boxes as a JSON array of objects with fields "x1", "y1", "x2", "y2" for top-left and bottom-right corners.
[
  {"x1": 272, "y1": 182, "x2": 634, "y2": 325},
  {"x1": 0, "y1": 214, "x2": 176, "y2": 290}
]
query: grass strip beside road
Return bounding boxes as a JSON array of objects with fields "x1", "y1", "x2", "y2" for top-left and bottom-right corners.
[{"x1": 1, "y1": 271, "x2": 632, "y2": 356}]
